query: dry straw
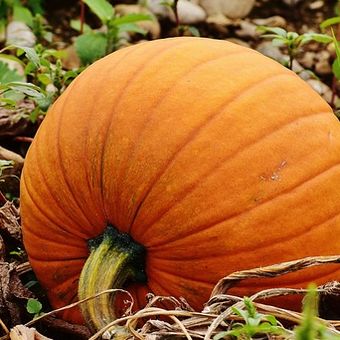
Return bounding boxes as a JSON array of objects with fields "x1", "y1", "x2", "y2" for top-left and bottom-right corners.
[{"x1": 20, "y1": 255, "x2": 340, "y2": 339}]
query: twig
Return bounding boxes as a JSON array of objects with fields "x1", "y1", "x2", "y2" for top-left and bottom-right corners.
[{"x1": 211, "y1": 255, "x2": 340, "y2": 297}]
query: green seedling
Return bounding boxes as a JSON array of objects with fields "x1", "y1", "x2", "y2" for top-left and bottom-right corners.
[
  {"x1": 26, "y1": 298, "x2": 43, "y2": 319},
  {"x1": 72, "y1": 0, "x2": 152, "y2": 65},
  {"x1": 214, "y1": 297, "x2": 285, "y2": 339},
  {"x1": 258, "y1": 26, "x2": 332, "y2": 70}
]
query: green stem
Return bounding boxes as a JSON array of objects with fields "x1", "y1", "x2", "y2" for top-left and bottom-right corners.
[{"x1": 78, "y1": 225, "x2": 147, "y2": 335}]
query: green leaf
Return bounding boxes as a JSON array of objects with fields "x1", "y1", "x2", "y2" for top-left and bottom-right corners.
[
  {"x1": 0, "y1": 160, "x2": 13, "y2": 177},
  {"x1": 75, "y1": 32, "x2": 107, "y2": 65},
  {"x1": 117, "y1": 23, "x2": 146, "y2": 35},
  {"x1": 70, "y1": 19, "x2": 92, "y2": 33},
  {"x1": 112, "y1": 13, "x2": 152, "y2": 25},
  {"x1": 0, "y1": 97, "x2": 17, "y2": 107},
  {"x1": 0, "y1": 61, "x2": 24, "y2": 84},
  {"x1": 332, "y1": 59, "x2": 340, "y2": 80},
  {"x1": 272, "y1": 37, "x2": 286, "y2": 46},
  {"x1": 299, "y1": 33, "x2": 333, "y2": 45},
  {"x1": 320, "y1": 16, "x2": 340, "y2": 30},
  {"x1": 13, "y1": 5, "x2": 34, "y2": 27},
  {"x1": 83, "y1": 0, "x2": 114, "y2": 22},
  {"x1": 257, "y1": 25, "x2": 287, "y2": 37},
  {"x1": 188, "y1": 25, "x2": 200, "y2": 37},
  {"x1": 6, "y1": 81, "x2": 45, "y2": 100},
  {"x1": 264, "y1": 314, "x2": 278, "y2": 326},
  {"x1": 0, "y1": 18, "x2": 6, "y2": 37},
  {"x1": 26, "y1": 298, "x2": 42, "y2": 314},
  {"x1": 27, "y1": 0, "x2": 44, "y2": 14},
  {"x1": 37, "y1": 73, "x2": 51, "y2": 85},
  {"x1": 15, "y1": 45, "x2": 40, "y2": 67}
]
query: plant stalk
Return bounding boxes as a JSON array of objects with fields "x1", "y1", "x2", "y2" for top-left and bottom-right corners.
[{"x1": 78, "y1": 225, "x2": 147, "y2": 336}]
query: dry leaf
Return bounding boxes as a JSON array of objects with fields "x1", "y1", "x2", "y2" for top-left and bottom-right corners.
[
  {"x1": 10, "y1": 325, "x2": 52, "y2": 340},
  {"x1": 0, "y1": 201, "x2": 22, "y2": 243},
  {"x1": 0, "y1": 262, "x2": 33, "y2": 327}
]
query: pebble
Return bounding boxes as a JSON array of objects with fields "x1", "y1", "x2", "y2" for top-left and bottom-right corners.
[
  {"x1": 206, "y1": 13, "x2": 233, "y2": 26},
  {"x1": 171, "y1": 1, "x2": 206, "y2": 24},
  {"x1": 147, "y1": 0, "x2": 206, "y2": 25},
  {"x1": 256, "y1": 41, "x2": 285, "y2": 62},
  {"x1": 315, "y1": 50, "x2": 332, "y2": 75},
  {"x1": 307, "y1": 79, "x2": 333, "y2": 103},
  {"x1": 200, "y1": 0, "x2": 255, "y2": 19},
  {"x1": 115, "y1": 4, "x2": 161, "y2": 39},
  {"x1": 252, "y1": 16, "x2": 287, "y2": 28},
  {"x1": 6, "y1": 21, "x2": 36, "y2": 47},
  {"x1": 225, "y1": 38, "x2": 251, "y2": 48},
  {"x1": 282, "y1": 0, "x2": 303, "y2": 5},
  {"x1": 235, "y1": 20, "x2": 259, "y2": 39},
  {"x1": 309, "y1": 1, "x2": 324, "y2": 10},
  {"x1": 298, "y1": 51, "x2": 316, "y2": 69}
]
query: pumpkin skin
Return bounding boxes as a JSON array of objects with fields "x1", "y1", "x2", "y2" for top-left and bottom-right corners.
[{"x1": 20, "y1": 37, "x2": 340, "y2": 324}]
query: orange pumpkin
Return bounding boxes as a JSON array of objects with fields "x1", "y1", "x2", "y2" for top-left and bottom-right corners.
[{"x1": 20, "y1": 37, "x2": 340, "y2": 330}]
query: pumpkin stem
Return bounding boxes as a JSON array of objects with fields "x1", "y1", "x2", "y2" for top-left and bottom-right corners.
[{"x1": 78, "y1": 224, "x2": 147, "y2": 335}]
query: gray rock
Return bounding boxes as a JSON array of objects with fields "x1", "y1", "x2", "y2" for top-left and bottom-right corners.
[
  {"x1": 307, "y1": 79, "x2": 333, "y2": 103},
  {"x1": 200, "y1": 0, "x2": 255, "y2": 19},
  {"x1": 6, "y1": 21, "x2": 36, "y2": 47},
  {"x1": 253, "y1": 16, "x2": 287, "y2": 28}
]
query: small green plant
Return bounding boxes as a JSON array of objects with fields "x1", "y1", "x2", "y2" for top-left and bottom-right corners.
[
  {"x1": 257, "y1": 26, "x2": 332, "y2": 70},
  {"x1": 10, "y1": 247, "x2": 26, "y2": 259},
  {"x1": 160, "y1": 0, "x2": 200, "y2": 37},
  {"x1": 320, "y1": 17, "x2": 340, "y2": 109},
  {"x1": 72, "y1": 0, "x2": 152, "y2": 65},
  {"x1": 0, "y1": 44, "x2": 80, "y2": 121},
  {"x1": 214, "y1": 297, "x2": 285, "y2": 339},
  {"x1": 294, "y1": 284, "x2": 340, "y2": 340},
  {"x1": 0, "y1": 0, "x2": 45, "y2": 41},
  {"x1": 0, "y1": 160, "x2": 13, "y2": 181},
  {"x1": 26, "y1": 298, "x2": 43, "y2": 318}
]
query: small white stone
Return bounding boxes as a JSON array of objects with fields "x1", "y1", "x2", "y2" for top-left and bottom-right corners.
[
  {"x1": 252, "y1": 16, "x2": 287, "y2": 28},
  {"x1": 307, "y1": 79, "x2": 333, "y2": 103},
  {"x1": 200, "y1": 0, "x2": 255, "y2": 19},
  {"x1": 6, "y1": 21, "x2": 36, "y2": 47},
  {"x1": 115, "y1": 4, "x2": 161, "y2": 39},
  {"x1": 235, "y1": 21, "x2": 259, "y2": 39},
  {"x1": 256, "y1": 41, "x2": 285, "y2": 62},
  {"x1": 169, "y1": 1, "x2": 206, "y2": 24},
  {"x1": 309, "y1": 0, "x2": 324, "y2": 10},
  {"x1": 298, "y1": 51, "x2": 316, "y2": 69},
  {"x1": 282, "y1": 0, "x2": 303, "y2": 5}
]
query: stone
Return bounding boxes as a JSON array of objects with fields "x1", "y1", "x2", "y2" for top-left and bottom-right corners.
[
  {"x1": 235, "y1": 20, "x2": 259, "y2": 39},
  {"x1": 200, "y1": 0, "x2": 255, "y2": 19},
  {"x1": 147, "y1": 0, "x2": 206, "y2": 25},
  {"x1": 307, "y1": 79, "x2": 333, "y2": 103},
  {"x1": 315, "y1": 51, "x2": 332, "y2": 75},
  {"x1": 256, "y1": 41, "x2": 285, "y2": 62},
  {"x1": 253, "y1": 16, "x2": 287, "y2": 28},
  {"x1": 309, "y1": 1, "x2": 324, "y2": 10},
  {"x1": 171, "y1": 0, "x2": 206, "y2": 24},
  {"x1": 6, "y1": 21, "x2": 36, "y2": 47},
  {"x1": 115, "y1": 4, "x2": 161, "y2": 39}
]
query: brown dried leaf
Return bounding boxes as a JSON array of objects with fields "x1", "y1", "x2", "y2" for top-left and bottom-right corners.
[
  {"x1": 10, "y1": 325, "x2": 52, "y2": 340},
  {"x1": 39, "y1": 316, "x2": 91, "y2": 339},
  {"x1": 0, "y1": 262, "x2": 33, "y2": 327},
  {"x1": 0, "y1": 201, "x2": 22, "y2": 243},
  {"x1": 0, "y1": 102, "x2": 33, "y2": 139}
]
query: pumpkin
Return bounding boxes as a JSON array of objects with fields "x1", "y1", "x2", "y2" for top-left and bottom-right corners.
[{"x1": 20, "y1": 37, "x2": 340, "y2": 331}]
